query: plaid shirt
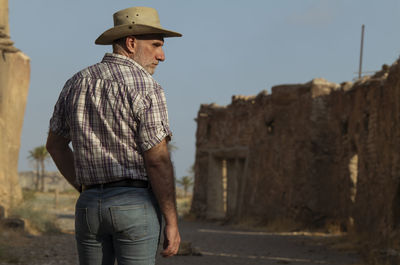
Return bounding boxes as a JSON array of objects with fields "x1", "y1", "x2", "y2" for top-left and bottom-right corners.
[{"x1": 49, "y1": 53, "x2": 172, "y2": 185}]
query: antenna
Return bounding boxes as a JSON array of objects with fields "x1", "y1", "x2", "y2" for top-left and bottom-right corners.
[{"x1": 358, "y1": 24, "x2": 365, "y2": 79}]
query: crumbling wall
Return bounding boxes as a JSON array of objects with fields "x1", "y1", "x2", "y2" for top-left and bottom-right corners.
[
  {"x1": 337, "y1": 65, "x2": 400, "y2": 240},
  {"x1": 191, "y1": 58, "x2": 400, "y2": 240},
  {"x1": 0, "y1": 0, "x2": 30, "y2": 210}
]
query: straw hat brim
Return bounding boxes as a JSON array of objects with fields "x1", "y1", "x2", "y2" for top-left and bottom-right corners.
[{"x1": 95, "y1": 24, "x2": 182, "y2": 45}]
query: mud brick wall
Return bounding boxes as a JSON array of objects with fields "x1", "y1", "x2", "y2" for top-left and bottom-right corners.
[
  {"x1": 333, "y1": 64, "x2": 400, "y2": 239},
  {"x1": 191, "y1": 59, "x2": 400, "y2": 240}
]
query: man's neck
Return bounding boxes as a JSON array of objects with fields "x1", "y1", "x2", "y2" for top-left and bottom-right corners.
[{"x1": 113, "y1": 48, "x2": 131, "y2": 59}]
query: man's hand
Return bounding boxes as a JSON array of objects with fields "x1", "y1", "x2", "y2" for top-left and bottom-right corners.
[{"x1": 162, "y1": 223, "x2": 181, "y2": 257}]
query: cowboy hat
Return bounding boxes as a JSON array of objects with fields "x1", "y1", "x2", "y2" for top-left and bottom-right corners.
[{"x1": 95, "y1": 6, "x2": 182, "y2": 45}]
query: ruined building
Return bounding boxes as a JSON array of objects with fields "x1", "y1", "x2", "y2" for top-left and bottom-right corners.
[
  {"x1": 0, "y1": 0, "x2": 30, "y2": 210},
  {"x1": 191, "y1": 59, "x2": 400, "y2": 241}
]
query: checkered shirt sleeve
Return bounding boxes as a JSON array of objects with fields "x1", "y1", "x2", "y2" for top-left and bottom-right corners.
[
  {"x1": 49, "y1": 79, "x2": 72, "y2": 140},
  {"x1": 137, "y1": 85, "x2": 171, "y2": 151}
]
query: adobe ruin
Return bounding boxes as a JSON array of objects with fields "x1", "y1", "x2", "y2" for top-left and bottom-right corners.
[
  {"x1": 191, "y1": 59, "x2": 400, "y2": 242},
  {"x1": 0, "y1": 0, "x2": 30, "y2": 210}
]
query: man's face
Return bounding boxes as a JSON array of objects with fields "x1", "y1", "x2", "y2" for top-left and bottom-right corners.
[{"x1": 132, "y1": 35, "x2": 165, "y2": 75}]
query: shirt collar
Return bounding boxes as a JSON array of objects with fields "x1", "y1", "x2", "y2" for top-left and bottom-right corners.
[{"x1": 101, "y1": 53, "x2": 151, "y2": 76}]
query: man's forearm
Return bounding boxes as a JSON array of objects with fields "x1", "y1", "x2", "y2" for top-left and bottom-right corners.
[
  {"x1": 146, "y1": 158, "x2": 178, "y2": 225},
  {"x1": 144, "y1": 139, "x2": 178, "y2": 226},
  {"x1": 143, "y1": 139, "x2": 181, "y2": 257},
  {"x1": 46, "y1": 132, "x2": 79, "y2": 191},
  {"x1": 49, "y1": 146, "x2": 79, "y2": 191}
]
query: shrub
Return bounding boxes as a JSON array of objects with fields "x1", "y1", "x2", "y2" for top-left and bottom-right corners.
[
  {"x1": 9, "y1": 201, "x2": 60, "y2": 234},
  {"x1": 21, "y1": 189, "x2": 36, "y2": 201}
]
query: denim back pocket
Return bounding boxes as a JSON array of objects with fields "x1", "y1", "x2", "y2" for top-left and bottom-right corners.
[
  {"x1": 110, "y1": 204, "x2": 147, "y2": 240},
  {"x1": 75, "y1": 208, "x2": 93, "y2": 235}
]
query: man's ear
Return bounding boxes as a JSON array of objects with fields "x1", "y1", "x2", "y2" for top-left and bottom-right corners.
[{"x1": 125, "y1": 36, "x2": 136, "y2": 53}]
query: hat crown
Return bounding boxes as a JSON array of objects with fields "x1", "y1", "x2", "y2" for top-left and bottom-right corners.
[
  {"x1": 95, "y1": 6, "x2": 181, "y2": 45},
  {"x1": 113, "y1": 7, "x2": 161, "y2": 28}
]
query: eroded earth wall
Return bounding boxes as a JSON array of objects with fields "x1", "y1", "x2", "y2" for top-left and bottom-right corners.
[
  {"x1": 191, "y1": 59, "x2": 400, "y2": 240},
  {"x1": 0, "y1": 0, "x2": 30, "y2": 210}
]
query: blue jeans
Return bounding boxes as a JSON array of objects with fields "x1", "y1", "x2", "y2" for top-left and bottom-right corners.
[{"x1": 75, "y1": 186, "x2": 161, "y2": 265}]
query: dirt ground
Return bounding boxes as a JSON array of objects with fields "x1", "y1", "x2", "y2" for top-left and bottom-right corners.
[
  {"x1": 0, "y1": 192, "x2": 363, "y2": 265},
  {"x1": 0, "y1": 214, "x2": 362, "y2": 265},
  {"x1": 158, "y1": 220, "x2": 361, "y2": 265}
]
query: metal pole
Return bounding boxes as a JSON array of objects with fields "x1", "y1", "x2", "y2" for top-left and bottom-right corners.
[{"x1": 358, "y1": 24, "x2": 365, "y2": 79}]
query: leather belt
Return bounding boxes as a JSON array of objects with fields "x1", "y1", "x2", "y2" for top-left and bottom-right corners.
[{"x1": 81, "y1": 179, "x2": 149, "y2": 191}]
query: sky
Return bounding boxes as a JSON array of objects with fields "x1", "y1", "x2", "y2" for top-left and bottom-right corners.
[{"x1": 9, "y1": 0, "x2": 400, "y2": 180}]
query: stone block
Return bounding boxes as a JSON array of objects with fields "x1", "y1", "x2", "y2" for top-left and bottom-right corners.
[{"x1": 1, "y1": 217, "x2": 25, "y2": 230}]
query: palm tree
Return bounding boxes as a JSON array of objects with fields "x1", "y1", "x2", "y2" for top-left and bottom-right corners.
[
  {"x1": 176, "y1": 176, "x2": 194, "y2": 198},
  {"x1": 28, "y1": 145, "x2": 50, "y2": 192}
]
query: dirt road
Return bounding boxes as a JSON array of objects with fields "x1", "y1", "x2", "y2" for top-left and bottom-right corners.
[
  {"x1": 2, "y1": 214, "x2": 362, "y2": 265},
  {"x1": 156, "y1": 220, "x2": 361, "y2": 265}
]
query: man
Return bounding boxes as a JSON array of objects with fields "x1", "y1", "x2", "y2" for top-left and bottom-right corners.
[{"x1": 46, "y1": 6, "x2": 182, "y2": 265}]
